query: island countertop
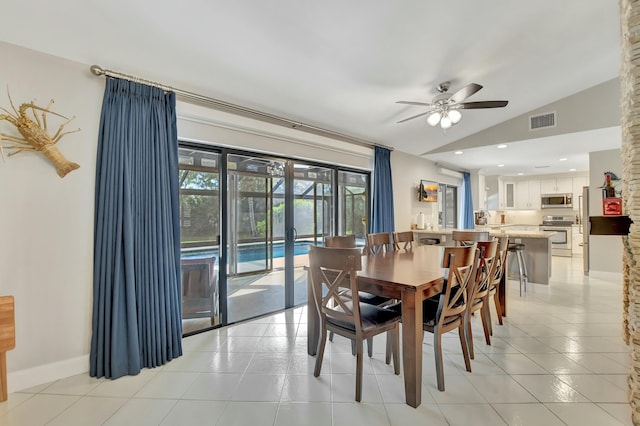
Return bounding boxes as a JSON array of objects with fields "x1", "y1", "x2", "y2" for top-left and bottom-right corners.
[
  {"x1": 413, "y1": 229, "x2": 556, "y2": 239},
  {"x1": 413, "y1": 228, "x2": 554, "y2": 285}
]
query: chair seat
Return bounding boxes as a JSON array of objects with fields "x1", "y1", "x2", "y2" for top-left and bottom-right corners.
[
  {"x1": 327, "y1": 303, "x2": 401, "y2": 331},
  {"x1": 358, "y1": 292, "x2": 393, "y2": 306}
]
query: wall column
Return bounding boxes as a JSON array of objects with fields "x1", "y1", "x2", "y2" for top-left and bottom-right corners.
[{"x1": 620, "y1": 1, "x2": 640, "y2": 424}]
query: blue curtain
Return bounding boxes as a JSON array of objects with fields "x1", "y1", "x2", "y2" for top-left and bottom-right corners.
[
  {"x1": 90, "y1": 78, "x2": 182, "y2": 379},
  {"x1": 461, "y1": 172, "x2": 475, "y2": 229},
  {"x1": 371, "y1": 147, "x2": 395, "y2": 239}
]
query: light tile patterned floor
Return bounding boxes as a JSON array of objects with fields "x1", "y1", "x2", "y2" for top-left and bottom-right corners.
[{"x1": 0, "y1": 256, "x2": 632, "y2": 425}]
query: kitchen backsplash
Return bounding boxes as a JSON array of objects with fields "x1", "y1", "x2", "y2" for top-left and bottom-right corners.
[{"x1": 486, "y1": 209, "x2": 579, "y2": 226}]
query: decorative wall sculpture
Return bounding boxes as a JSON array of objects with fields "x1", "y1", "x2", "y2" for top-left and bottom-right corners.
[{"x1": 0, "y1": 93, "x2": 80, "y2": 177}]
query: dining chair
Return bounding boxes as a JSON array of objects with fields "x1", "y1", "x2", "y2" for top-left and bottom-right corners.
[
  {"x1": 367, "y1": 232, "x2": 391, "y2": 254},
  {"x1": 324, "y1": 234, "x2": 390, "y2": 354},
  {"x1": 466, "y1": 240, "x2": 498, "y2": 359},
  {"x1": 324, "y1": 234, "x2": 356, "y2": 248},
  {"x1": 452, "y1": 230, "x2": 490, "y2": 246},
  {"x1": 487, "y1": 236, "x2": 509, "y2": 332},
  {"x1": 308, "y1": 246, "x2": 401, "y2": 402},
  {"x1": 425, "y1": 245, "x2": 476, "y2": 391},
  {"x1": 392, "y1": 231, "x2": 414, "y2": 251}
]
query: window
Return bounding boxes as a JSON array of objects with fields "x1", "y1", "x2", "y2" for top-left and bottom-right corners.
[{"x1": 439, "y1": 184, "x2": 458, "y2": 228}]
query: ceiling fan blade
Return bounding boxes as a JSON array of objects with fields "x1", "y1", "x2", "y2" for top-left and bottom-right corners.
[
  {"x1": 397, "y1": 111, "x2": 430, "y2": 123},
  {"x1": 396, "y1": 100, "x2": 433, "y2": 107},
  {"x1": 448, "y1": 83, "x2": 483, "y2": 103},
  {"x1": 457, "y1": 100, "x2": 508, "y2": 109}
]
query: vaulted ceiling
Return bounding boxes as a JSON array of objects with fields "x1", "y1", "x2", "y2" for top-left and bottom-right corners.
[{"x1": 0, "y1": 1, "x2": 621, "y2": 174}]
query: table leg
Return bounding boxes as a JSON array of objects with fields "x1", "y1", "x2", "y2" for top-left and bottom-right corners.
[
  {"x1": 401, "y1": 289, "x2": 423, "y2": 408},
  {"x1": 307, "y1": 269, "x2": 318, "y2": 356}
]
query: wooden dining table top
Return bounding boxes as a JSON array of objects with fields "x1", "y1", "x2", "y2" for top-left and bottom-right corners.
[{"x1": 358, "y1": 244, "x2": 446, "y2": 290}]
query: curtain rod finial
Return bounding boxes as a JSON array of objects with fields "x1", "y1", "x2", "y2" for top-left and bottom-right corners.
[{"x1": 90, "y1": 65, "x2": 104, "y2": 76}]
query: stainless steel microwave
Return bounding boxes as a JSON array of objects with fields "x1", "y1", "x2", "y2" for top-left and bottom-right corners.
[{"x1": 541, "y1": 193, "x2": 573, "y2": 209}]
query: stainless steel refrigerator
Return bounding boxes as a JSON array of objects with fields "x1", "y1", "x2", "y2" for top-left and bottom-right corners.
[{"x1": 580, "y1": 186, "x2": 589, "y2": 275}]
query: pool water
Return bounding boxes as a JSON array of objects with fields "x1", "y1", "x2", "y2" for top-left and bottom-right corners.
[{"x1": 182, "y1": 240, "x2": 314, "y2": 263}]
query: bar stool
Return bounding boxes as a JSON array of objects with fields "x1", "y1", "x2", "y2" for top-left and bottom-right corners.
[{"x1": 508, "y1": 243, "x2": 528, "y2": 296}]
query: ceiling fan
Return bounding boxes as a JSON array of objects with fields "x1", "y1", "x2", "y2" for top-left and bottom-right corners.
[{"x1": 396, "y1": 81, "x2": 508, "y2": 129}]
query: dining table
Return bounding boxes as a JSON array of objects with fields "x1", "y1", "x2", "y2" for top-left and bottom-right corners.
[{"x1": 306, "y1": 244, "x2": 445, "y2": 408}]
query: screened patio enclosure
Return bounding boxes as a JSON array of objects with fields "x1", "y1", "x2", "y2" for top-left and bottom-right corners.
[{"x1": 178, "y1": 146, "x2": 370, "y2": 333}]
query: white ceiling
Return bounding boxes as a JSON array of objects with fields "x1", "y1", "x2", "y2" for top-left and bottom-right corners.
[{"x1": 0, "y1": 1, "x2": 621, "y2": 172}]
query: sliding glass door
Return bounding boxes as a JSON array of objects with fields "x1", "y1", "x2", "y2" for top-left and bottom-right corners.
[
  {"x1": 179, "y1": 143, "x2": 368, "y2": 332},
  {"x1": 291, "y1": 163, "x2": 334, "y2": 306},
  {"x1": 178, "y1": 148, "x2": 221, "y2": 334},
  {"x1": 226, "y1": 154, "x2": 286, "y2": 322}
]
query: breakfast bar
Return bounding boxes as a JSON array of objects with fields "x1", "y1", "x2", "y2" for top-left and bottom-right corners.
[{"x1": 413, "y1": 229, "x2": 556, "y2": 285}]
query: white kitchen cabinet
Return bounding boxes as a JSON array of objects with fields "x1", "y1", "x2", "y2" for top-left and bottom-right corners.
[
  {"x1": 515, "y1": 179, "x2": 541, "y2": 209},
  {"x1": 499, "y1": 179, "x2": 516, "y2": 209},
  {"x1": 541, "y1": 177, "x2": 573, "y2": 194}
]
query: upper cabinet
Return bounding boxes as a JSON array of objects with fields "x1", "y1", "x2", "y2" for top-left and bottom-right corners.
[
  {"x1": 541, "y1": 177, "x2": 573, "y2": 194},
  {"x1": 515, "y1": 179, "x2": 541, "y2": 209},
  {"x1": 498, "y1": 178, "x2": 516, "y2": 209},
  {"x1": 496, "y1": 175, "x2": 587, "y2": 211}
]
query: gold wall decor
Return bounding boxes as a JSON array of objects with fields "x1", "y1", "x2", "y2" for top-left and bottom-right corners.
[{"x1": 0, "y1": 92, "x2": 80, "y2": 178}]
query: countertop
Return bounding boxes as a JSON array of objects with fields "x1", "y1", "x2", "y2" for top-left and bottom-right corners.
[{"x1": 413, "y1": 229, "x2": 557, "y2": 239}]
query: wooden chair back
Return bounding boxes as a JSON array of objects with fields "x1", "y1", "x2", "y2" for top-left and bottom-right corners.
[
  {"x1": 491, "y1": 236, "x2": 509, "y2": 288},
  {"x1": 309, "y1": 246, "x2": 364, "y2": 332},
  {"x1": 452, "y1": 230, "x2": 490, "y2": 246},
  {"x1": 393, "y1": 231, "x2": 414, "y2": 251},
  {"x1": 472, "y1": 240, "x2": 499, "y2": 301},
  {"x1": 367, "y1": 232, "x2": 391, "y2": 254},
  {"x1": 438, "y1": 245, "x2": 477, "y2": 326},
  {"x1": 324, "y1": 234, "x2": 357, "y2": 248}
]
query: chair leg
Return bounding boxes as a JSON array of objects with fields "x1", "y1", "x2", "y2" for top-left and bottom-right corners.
[
  {"x1": 355, "y1": 339, "x2": 364, "y2": 402},
  {"x1": 481, "y1": 304, "x2": 491, "y2": 345},
  {"x1": 517, "y1": 252, "x2": 525, "y2": 296},
  {"x1": 367, "y1": 338, "x2": 373, "y2": 358},
  {"x1": 466, "y1": 312, "x2": 475, "y2": 360},
  {"x1": 458, "y1": 323, "x2": 472, "y2": 373},
  {"x1": 493, "y1": 292, "x2": 504, "y2": 325},
  {"x1": 314, "y1": 328, "x2": 328, "y2": 377},
  {"x1": 329, "y1": 331, "x2": 334, "y2": 342},
  {"x1": 484, "y1": 295, "x2": 494, "y2": 336},
  {"x1": 385, "y1": 332, "x2": 392, "y2": 365},
  {"x1": 391, "y1": 328, "x2": 400, "y2": 375},
  {"x1": 434, "y1": 330, "x2": 445, "y2": 391}
]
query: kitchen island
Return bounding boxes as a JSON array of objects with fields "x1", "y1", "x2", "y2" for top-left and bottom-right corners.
[{"x1": 413, "y1": 228, "x2": 555, "y2": 285}]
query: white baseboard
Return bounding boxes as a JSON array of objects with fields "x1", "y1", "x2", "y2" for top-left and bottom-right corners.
[
  {"x1": 588, "y1": 270, "x2": 623, "y2": 282},
  {"x1": 8, "y1": 355, "x2": 89, "y2": 393}
]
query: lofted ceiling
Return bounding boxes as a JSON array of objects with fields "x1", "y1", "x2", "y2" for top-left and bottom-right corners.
[{"x1": 0, "y1": 1, "x2": 621, "y2": 173}]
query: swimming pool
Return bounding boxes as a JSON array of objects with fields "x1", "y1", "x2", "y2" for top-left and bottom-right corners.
[{"x1": 182, "y1": 240, "x2": 315, "y2": 263}]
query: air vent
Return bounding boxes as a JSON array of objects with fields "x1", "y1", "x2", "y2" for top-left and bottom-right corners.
[{"x1": 529, "y1": 112, "x2": 556, "y2": 130}]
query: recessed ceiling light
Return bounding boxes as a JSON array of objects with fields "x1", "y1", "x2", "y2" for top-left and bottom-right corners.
[
  {"x1": 569, "y1": 168, "x2": 576, "y2": 172},
  {"x1": 517, "y1": 172, "x2": 524, "y2": 176},
  {"x1": 559, "y1": 158, "x2": 567, "y2": 161},
  {"x1": 454, "y1": 151, "x2": 463, "y2": 155},
  {"x1": 497, "y1": 144, "x2": 507, "y2": 149},
  {"x1": 498, "y1": 164, "x2": 504, "y2": 168}
]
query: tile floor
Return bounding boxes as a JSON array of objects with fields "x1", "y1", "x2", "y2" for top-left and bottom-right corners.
[{"x1": 0, "y1": 256, "x2": 633, "y2": 425}]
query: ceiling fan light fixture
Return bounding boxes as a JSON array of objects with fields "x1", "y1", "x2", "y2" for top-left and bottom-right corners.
[
  {"x1": 448, "y1": 109, "x2": 462, "y2": 124},
  {"x1": 440, "y1": 114, "x2": 452, "y2": 129},
  {"x1": 427, "y1": 111, "x2": 441, "y2": 126}
]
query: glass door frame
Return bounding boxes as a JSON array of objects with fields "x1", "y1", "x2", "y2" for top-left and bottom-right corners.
[{"x1": 179, "y1": 141, "x2": 371, "y2": 328}]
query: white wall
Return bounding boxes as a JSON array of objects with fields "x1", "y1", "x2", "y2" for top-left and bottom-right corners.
[
  {"x1": 0, "y1": 41, "x2": 103, "y2": 390},
  {"x1": 588, "y1": 149, "x2": 623, "y2": 273},
  {"x1": 390, "y1": 151, "x2": 461, "y2": 230}
]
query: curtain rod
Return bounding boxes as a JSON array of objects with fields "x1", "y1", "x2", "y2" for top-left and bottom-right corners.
[{"x1": 89, "y1": 65, "x2": 391, "y2": 151}]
